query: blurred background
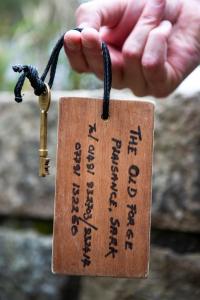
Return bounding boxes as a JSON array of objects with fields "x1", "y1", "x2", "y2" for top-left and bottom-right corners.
[
  {"x1": 0, "y1": 1, "x2": 200, "y2": 300},
  {"x1": 0, "y1": 0, "x2": 102, "y2": 92}
]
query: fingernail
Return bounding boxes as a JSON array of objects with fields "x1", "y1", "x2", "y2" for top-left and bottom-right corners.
[
  {"x1": 82, "y1": 28, "x2": 101, "y2": 49},
  {"x1": 64, "y1": 31, "x2": 81, "y2": 51}
]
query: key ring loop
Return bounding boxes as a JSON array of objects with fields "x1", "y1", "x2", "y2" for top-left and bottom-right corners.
[{"x1": 12, "y1": 28, "x2": 112, "y2": 120}]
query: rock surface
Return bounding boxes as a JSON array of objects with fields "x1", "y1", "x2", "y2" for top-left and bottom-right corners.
[
  {"x1": 0, "y1": 228, "x2": 199, "y2": 300},
  {"x1": 0, "y1": 229, "x2": 66, "y2": 300},
  {"x1": 80, "y1": 247, "x2": 200, "y2": 300},
  {"x1": 0, "y1": 89, "x2": 200, "y2": 231},
  {"x1": 0, "y1": 99, "x2": 57, "y2": 219},
  {"x1": 153, "y1": 93, "x2": 200, "y2": 232}
]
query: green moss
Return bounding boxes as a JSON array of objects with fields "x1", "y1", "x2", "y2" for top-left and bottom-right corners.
[
  {"x1": 0, "y1": 216, "x2": 53, "y2": 235},
  {"x1": 33, "y1": 220, "x2": 53, "y2": 235}
]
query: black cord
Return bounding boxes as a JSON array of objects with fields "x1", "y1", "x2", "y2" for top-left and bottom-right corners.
[
  {"x1": 102, "y1": 42, "x2": 112, "y2": 120},
  {"x1": 12, "y1": 65, "x2": 46, "y2": 103},
  {"x1": 40, "y1": 34, "x2": 65, "y2": 86},
  {"x1": 12, "y1": 29, "x2": 112, "y2": 120}
]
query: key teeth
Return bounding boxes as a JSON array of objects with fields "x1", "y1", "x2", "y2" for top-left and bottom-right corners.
[
  {"x1": 45, "y1": 158, "x2": 50, "y2": 175},
  {"x1": 39, "y1": 157, "x2": 51, "y2": 177},
  {"x1": 45, "y1": 166, "x2": 50, "y2": 172},
  {"x1": 45, "y1": 158, "x2": 50, "y2": 165}
]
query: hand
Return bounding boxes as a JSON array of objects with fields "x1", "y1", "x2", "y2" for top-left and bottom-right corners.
[{"x1": 64, "y1": 0, "x2": 200, "y2": 97}]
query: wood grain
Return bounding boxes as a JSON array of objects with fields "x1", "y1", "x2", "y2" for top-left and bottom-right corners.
[{"x1": 52, "y1": 97, "x2": 154, "y2": 278}]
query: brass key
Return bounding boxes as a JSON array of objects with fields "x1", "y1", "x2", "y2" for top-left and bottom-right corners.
[{"x1": 38, "y1": 83, "x2": 51, "y2": 177}]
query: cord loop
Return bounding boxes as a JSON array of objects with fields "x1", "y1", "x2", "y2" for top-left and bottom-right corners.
[{"x1": 13, "y1": 29, "x2": 112, "y2": 119}]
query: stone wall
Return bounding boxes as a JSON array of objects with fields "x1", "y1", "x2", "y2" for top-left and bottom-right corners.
[{"x1": 0, "y1": 73, "x2": 200, "y2": 299}]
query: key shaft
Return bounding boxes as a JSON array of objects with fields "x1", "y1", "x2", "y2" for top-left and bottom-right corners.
[
  {"x1": 39, "y1": 111, "x2": 48, "y2": 157},
  {"x1": 38, "y1": 84, "x2": 51, "y2": 177}
]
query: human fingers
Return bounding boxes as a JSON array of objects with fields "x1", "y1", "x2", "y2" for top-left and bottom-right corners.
[
  {"x1": 142, "y1": 20, "x2": 173, "y2": 97},
  {"x1": 76, "y1": 0, "x2": 125, "y2": 31},
  {"x1": 81, "y1": 28, "x2": 125, "y2": 88},
  {"x1": 64, "y1": 30, "x2": 89, "y2": 73},
  {"x1": 122, "y1": 0, "x2": 166, "y2": 96},
  {"x1": 64, "y1": 0, "x2": 126, "y2": 75},
  {"x1": 81, "y1": 28, "x2": 103, "y2": 79}
]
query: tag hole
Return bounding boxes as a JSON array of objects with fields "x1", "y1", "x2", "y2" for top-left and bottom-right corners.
[{"x1": 101, "y1": 114, "x2": 110, "y2": 122}]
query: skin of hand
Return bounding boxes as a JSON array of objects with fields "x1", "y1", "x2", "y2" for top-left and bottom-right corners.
[{"x1": 64, "y1": 0, "x2": 200, "y2": 97}]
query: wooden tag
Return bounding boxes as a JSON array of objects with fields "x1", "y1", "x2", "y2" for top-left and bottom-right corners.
[{"x1": 52, "y1": 97, "x2": 154, "y2": 278}]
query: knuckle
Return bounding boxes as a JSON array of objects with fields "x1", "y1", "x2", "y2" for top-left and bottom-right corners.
[
  {"x1": 142, "y1": 56, "x2": 160, "y2": 70},
  {"x1": 152, "y1": 90, "x2": 168, "y2": 98},
  {"x1": 149, "y1": 29, "x2": 158, "y2": 38},
  {"x1": 131, "y1": 86, "x2": 148, "y2": 97},
  {"x1": 134, "y1": 90, "x2": 148, "y2": 97},
  {"x1": 150, "y1": 29, "x2": 166, "y2": 42},
  {"x1": 123, "y1": 47, "x2": 141, "y2": 61},
  {"x1": 149, "y1": 86, "x2": 170, "y2": 98},
  {"x1": 142, "y1": 14, "x2": 158, "y2": 27}
]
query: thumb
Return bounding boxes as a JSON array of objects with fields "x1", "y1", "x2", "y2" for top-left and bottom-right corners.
[{"x1": 75, "y1": 0, "x2": 125, "y2": 30}]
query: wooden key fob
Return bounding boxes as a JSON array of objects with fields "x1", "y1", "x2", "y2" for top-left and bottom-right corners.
[{"x1": 52, "y1": 97, "x2": 154, "y2": 278}]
